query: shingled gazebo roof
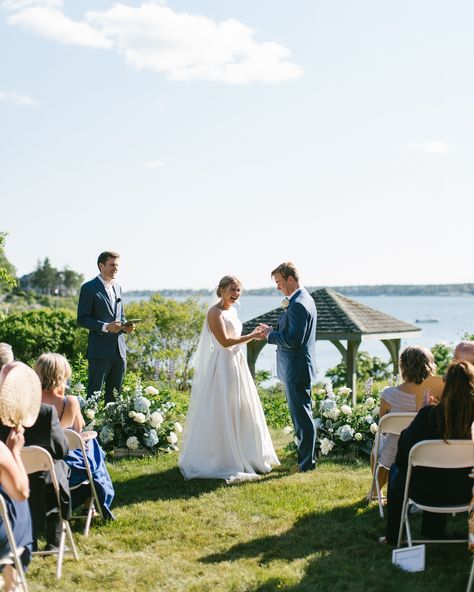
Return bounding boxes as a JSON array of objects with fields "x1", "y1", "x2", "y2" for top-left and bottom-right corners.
[{"x1": 243, "y1": 288, "x2": 421, "y2": 341}]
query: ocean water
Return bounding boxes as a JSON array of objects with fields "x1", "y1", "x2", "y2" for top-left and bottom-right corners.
[{"x1": 123, "y1": 293, "x2": 473, "y2": 380}]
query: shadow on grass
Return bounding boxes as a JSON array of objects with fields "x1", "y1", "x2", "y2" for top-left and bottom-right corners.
[{"x1": 201, "y1": 500, "x2": 471, "y2": 592}]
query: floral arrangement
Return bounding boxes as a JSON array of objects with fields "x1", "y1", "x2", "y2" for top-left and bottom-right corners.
[
  {"x1": 312, "y1": 378, "x2": 381, "y2": 457},
  {"x1": 75, "y1": 381, "x2": 182, "y2": 454}
]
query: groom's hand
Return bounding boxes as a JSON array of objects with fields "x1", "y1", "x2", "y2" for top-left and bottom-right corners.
[{"x1": 258, "y1": 324, "x2": 272, "y2": 338}]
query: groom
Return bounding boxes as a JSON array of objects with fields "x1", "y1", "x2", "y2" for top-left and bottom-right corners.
[{"x1": 260, "y1": 262, "x2": 317, "y2": 472}]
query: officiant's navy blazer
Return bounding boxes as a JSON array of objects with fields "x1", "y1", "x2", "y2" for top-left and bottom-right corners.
[
  {"x1": 268, "y1": 288, "x2": 317, "y2": 384},
  {"x1": 77, "y1": 277, "x2": 126, "y2": 360}
]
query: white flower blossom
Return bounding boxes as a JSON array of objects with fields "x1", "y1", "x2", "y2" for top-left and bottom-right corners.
[
  {"x1": 341, "y1": 404, "x2": 352, "y2": 415},
  {"x1": 149, "y1": 411, "x2": 164, "y2": 428},
  {"x1": 365, "y1": 397, "x2": 375, "y2": 408},
  {"x1": 129, "y1": 411, "x2": 137, "y2": 418},
  {"x1": 174, "y1": 421, "x2": 183, "y2": 433},
  {"x1": 373, "y1": 406, "x2": 380, "y2": 416},
  {"x1": 144, "y1": 386, "x2": 159, "y2": 396},
  {"x1": 85, "y1": 408, "x2": 95, "y2": 420},
  {"x1": 99, "y1": 426, "x2": 114, "y2": 444},
  {"x1": 283, "y1": 426, "x2": 293, "y2": 435},
  {"x1": 167, "y1": 431, "x2": 178, "y2": 445},
  {"x1": 144, "y1": 429, "x2": 159, "y2": 448},
  {"x1": 134, "y1": 412, "x2": 146, "y2": 424},
  {"x1": 320, "y1": 399, "x2": 340, "y2": 419},
  {"x1": 320, "y1": 438, "x2": 335, "y2": 456},
  {"x1": 364, "y1": 378, "x2": 374, "y2": 395},
  {"x1": 73, "y1": 382, "x2": 85, "y2": 393},
  {"x1": 126, "y1": 436, "x2": 140, "y2": 450},
  {"x1": 364, "y1": 415, "x2": 374, "y2": 424},
  {"x1": 338, "y1": 386, "x2": 352, "y2": 397},
  {"x1": 370, "y1": 423, "x2": 378, "y2": 434},
  {"x1": 354, "y1": 432, "x2": 363, "y2": 441}
]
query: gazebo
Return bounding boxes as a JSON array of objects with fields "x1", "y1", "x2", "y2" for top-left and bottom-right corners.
[{"x1": 243, "y1": 288, "x2": 421, "y2": 403}]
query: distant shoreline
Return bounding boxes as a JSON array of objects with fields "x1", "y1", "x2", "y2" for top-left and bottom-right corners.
[{"x1": 124, "y1": 283, "x2": 474, "y2": 298}]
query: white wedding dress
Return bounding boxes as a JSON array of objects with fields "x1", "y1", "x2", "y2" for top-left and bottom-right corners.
[{"x1": 179, "y1": 306, "x2": 279, "y2": 482}]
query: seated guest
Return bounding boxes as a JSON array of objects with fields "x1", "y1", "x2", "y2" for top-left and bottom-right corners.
[
  {"x1": 383, "y1": 359, "x2": 474, "y2": 544},
  {"x1": 375, "y1": 345, "x2": 441, "y2": 490},
  {"x1": 0, "y1": 357, "x2": 70, "y2": 552},
  {"x1": 35, "y1": 353, "x2": 114, "y2": 519},
  {"x1": 0, "y1": 364, "x2": 33, "y2": 592},
  {"x1": 455, "y1": 341, "x2": 474, "y2": 365}
]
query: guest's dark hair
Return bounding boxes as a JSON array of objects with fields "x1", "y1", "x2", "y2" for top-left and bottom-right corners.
[
  {"x1": 97, "y1": 251, "x2": 120, "y2": 268},
  {"x1": 271, "y1": 262, "x2": 299, "y2": 281},
  {"x1": 399, "y1": 345, "x2": 436, "y2": 384},
  {"x1": 437, "y1": 360, "x2": 474, "y2": 440}
]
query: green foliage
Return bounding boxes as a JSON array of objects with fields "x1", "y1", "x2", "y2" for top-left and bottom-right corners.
[
  {"x1": 430, "y1": 342, "x2": 453, "y2": 376},
  {"x1": 259, "y1": 388, "x2": 291, "y2": 428},
  {"x1": 325, "y1": 350, "x2": 391, "y2": 387},
  {"x1": 0, "y1": 307, "x2": 87, "y2": 365},
  {"x1": 124, "y1": 294, "x2": 206, "y2": 385},
  {"x1": 25, "y1": 257, "x2": 84, "y2": 296},
  {"x1": 0, "y1": 232, "x2": 17, "y2": 293}
]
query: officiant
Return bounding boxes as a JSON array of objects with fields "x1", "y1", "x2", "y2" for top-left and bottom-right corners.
[{"x1": 77, "y1": 251, "x2": 135, "y2": 403}]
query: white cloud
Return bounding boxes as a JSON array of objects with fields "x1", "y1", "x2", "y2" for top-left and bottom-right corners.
[
  {"x1": 141, "y1": 160, "x2": 166, "y2": 168},
  {"x1": 1, "y1": 0, "x2": 61, "y2": 10},
  {"x1": 8, "y1": 6, "x2": 112, "y2": 48},
  {"x1": 0, "y1": 90, "x2": 38, "y2": 105},
  {"x1": 406, "y1": 140, "x2": 449, "y2": 154},
  {"x1": 3, "y1": 1, "x2": 302, "y2": 83}
]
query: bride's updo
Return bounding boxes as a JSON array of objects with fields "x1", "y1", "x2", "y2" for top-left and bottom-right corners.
[{"x1": 216, "y1": 276, "x2": 242, "y2": 298}]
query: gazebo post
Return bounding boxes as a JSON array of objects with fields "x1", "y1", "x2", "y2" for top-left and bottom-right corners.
[
  {"x1": 346, "y1": 340, "x2": 360, "y2": 404},
  {"x1": 382, "y1": 339, "x2": 401, "y2": 376},
  {"x1": 246, "y1": 340, "x2": 267, "y2": 378}
]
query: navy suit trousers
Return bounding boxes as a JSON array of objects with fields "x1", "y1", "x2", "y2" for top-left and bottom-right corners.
[
  {"x1": 87, "y1": 347, "x2": 125, "y2": 404},
  {"x1": 284, "y1": 382, "x2": 316, "y2": 471}
]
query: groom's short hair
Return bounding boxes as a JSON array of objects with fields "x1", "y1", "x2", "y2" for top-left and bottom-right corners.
[
  {"x1": 271, "y1": 262, "x2": 299, "y2": 281},
  {"x1": 97, "y1": 251, "x2": 120, "y2": 268}
]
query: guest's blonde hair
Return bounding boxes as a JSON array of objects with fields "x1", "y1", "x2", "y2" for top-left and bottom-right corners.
[
  {"x1": 216, "y1": 276, "x2": 242, "y2": 298},
  {"x1": 35, "y1": 353, "x2": 72, "y2": 391}
]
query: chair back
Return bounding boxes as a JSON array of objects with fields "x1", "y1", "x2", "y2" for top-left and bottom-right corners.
[
  {"x1": 409, "y1": 439, "x2": 473, "y2": 469},
  {"x1": 20, "y1": 446, "x2": 61, "y2": 493},
  {"x1": 378, "y1": 412, "x2": 417, "y2": 436}
]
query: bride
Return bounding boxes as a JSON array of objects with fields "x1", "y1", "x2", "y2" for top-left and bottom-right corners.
[{"x1": 179, "y1": 275, "x2": 279, "y2": 482}]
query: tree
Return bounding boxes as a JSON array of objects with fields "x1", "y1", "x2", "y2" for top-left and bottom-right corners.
[
  {"x1": 124, "y1": 294, "x2": 206, "y2": 385},
  {"x1": 325, "y1": 350, "x2": 392, "y2": 387},
  {"x1": 0, "y1": 232, "x2": 17, "y2": 292}
]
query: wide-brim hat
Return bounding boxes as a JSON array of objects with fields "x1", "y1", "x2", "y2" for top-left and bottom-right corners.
[{"x1": 0, "y1": 362, "x2": 41, "y2": 428}]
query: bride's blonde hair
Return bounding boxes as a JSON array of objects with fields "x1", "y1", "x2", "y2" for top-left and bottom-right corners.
[{"x1": 216, "y1": 275, "x2": 242, "y2": 298}]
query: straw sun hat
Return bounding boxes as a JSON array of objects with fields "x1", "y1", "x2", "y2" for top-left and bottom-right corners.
[{"x1": 0, "y1": 361, "x2": 41, "y2": 428}]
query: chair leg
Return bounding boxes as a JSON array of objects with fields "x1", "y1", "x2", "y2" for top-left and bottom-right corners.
[
  {"x1": 467, "y1": 556, "x2": 474, "y2": 592},
  {"x1": 405, "y1": 504, "x2": 413, "y2": 547},
  {"x1": 56, "y1": 523, "x2": 67, "y2": 579},
  {"x1": 397, "y1": 497, "x2": 409, "y2": 547},
  {"x1": 375, "y1": 467, "x2": 384, "y2": 518},
  {"x1": 65, "y1": 521, "x2": 79, "y2": 561},
  {"x1": 84, "y1": 500, "x2": 94, "y2": 537}
]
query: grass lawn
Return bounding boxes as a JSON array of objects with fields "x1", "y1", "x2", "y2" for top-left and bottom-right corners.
[{"x1": 26, "y1": 432, "x2": 470, "y2": 592}]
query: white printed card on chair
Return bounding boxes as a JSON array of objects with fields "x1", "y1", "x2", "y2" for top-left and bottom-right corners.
[{"x1": 392, "y1": 545, "x2": 425, "y2": 572}]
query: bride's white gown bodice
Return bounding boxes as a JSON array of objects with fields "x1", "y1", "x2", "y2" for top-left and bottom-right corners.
[{"x1": 179, "y1": 307, "x2": 279, "y2": 482}]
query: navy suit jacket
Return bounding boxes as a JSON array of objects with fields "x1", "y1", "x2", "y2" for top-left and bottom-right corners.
[
  {"x1": 77, "y1": 277, "x2": 126, "y2": 360},
  {"x1": 267, "y1": 288, "x2": 317, "y2": 384}
]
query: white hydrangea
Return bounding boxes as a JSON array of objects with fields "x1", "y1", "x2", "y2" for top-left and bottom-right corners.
[
  {"x1": 370, "y1": 423, "x2": 378, "y2": 434},
  {"x1": 365, "y1": 396, "x2": 375, "y2": 408},
  {"x1": 174, "y1": 421, "x2": 183, "y2": 433},
  {"x1": 126, "y1": 436, "x2": 140, "y2": 450},
  {"x1": 73, "y1": 382, "x2": 85, "y2": 393},
  {"x1": 314, "y1": 418, "x2": 324, "y2": 429},
  {"x1": 354, "y1": 432, "x2": 363, "y2": 441},
  {"x1": 128, "y1": 410, "x2": 137, "y2": 418},
  {"x1": 149, "y1": 411, "x2": 164, "y2": 428},
  {"x1": 364, "y1": 415, "x2": 374, "y2": 424},
  {"x1": 320, "y1": 399, "x2": 340, "y2": 419},
  {"x1": 134, "y1": 412, "x2": 146, "y2": 424},
  {"x1": 336, "y1": 424, "x2": 354, "y2": 442},
  {"x1": 320, "y1": 438, "x2": 335, "y2": 456},
  {"x1": 134, "y1": 396, "x2": 151, "y2": 413},
  {"x1": 85, "y1": 408, "x2": 95, "y2": 420},
  {"x1": 167, "y1": 431, "x2": 178, "y2": 445},
  {"x1": 144, "y1": 386, "x2": 159, "y2": 396},
  {"x1": 341, "y1": 404, "x2": 352, "y2": 415},
  {"x1": 338, "y1": 386, "x2": 352, "y2": 397}
]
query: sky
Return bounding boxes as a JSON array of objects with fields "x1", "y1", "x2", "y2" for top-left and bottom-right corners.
[{"x1": 1, "y1": 0, "x2": 473, "y2": 290}]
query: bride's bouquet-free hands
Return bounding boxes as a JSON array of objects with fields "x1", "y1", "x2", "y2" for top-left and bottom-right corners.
[{"x1": 256, "y1": 323, "x2": 272, "y2": 339}]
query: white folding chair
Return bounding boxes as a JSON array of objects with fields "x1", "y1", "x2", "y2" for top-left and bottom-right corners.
[
  {"x1": 367, "y1": 412, "x2": 417, "y2": 517},
  {"x1": 397, "y1": 439, "x2": 473, "y2": 548},
  {"x1": 64, "y1": 429, "x2": 104, "y2": 536},
  {"x1": 21, "y1": 446, "x2": 79, "y2": 579},
  {"x1": 0, "y1": 494, "x2": 28, "y2": 592}
]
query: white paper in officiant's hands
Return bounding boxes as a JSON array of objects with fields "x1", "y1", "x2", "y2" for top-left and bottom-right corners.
[{"x1": 392, "y1": 545, "x2": 425, "y2": 572}]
